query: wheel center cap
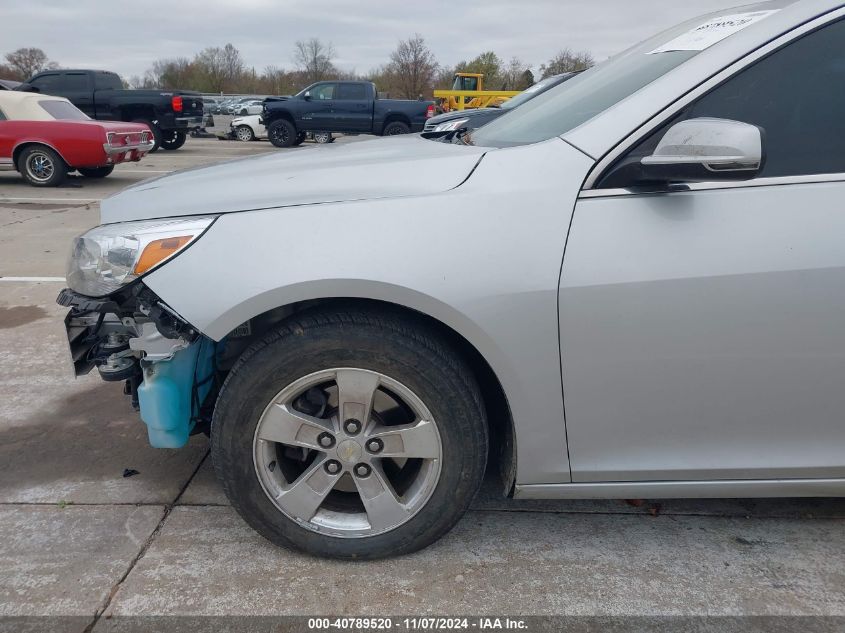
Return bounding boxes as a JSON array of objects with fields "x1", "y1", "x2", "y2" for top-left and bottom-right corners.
[{"x1": 336, "y1": 439, "x2": 363, "y2": 463}]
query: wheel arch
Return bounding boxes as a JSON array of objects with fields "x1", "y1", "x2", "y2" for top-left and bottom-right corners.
[
  {"x1": 214, "y1": 292, "x2": 517, "y2": 495},
  {"x1": 265, "y1": 109, "x2": 296, "y2": 127},
  {"x1": 381, "y1": 113, "x2": 411, "y2": 133},
  {"x1": 12, "y1": 141, "x2": 71, "y2": 169}
]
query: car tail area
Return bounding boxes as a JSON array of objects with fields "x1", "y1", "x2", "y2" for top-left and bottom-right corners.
[
  {"x1": 98, "y1": 121, "x2": 155, "y2": 164},
  {"x1": 171, "y1": 93, "x2": 204, "y2": 117}
]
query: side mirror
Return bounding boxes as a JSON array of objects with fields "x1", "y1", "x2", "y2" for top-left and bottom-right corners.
[
  {"x1": 18, "y1": 83, "x2": 40, "y2": 93},
  {"x1": 641, "y1": 118, "x2": 763, "y2": 183},
  {"x1": 303, "y1": 91, "x2": 311, "y2": 101}
]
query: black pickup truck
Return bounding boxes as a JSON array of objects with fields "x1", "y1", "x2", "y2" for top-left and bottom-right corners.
[
  {"x1": 18, "y1": 69, "x2": 204, "y2": 151},
  {"x1": 262, "y1": 80, "x2": 435, "y2": 147}
]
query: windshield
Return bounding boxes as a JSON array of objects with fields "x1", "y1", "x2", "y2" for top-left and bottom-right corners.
[
  {"x1": 452, "y1": 75, "x2": 479, "y2": 91},
  {"x1": 38, "y1": 100, "x2": 89, "y2": 121},
  {"x1": 500, "y1": 75, "x2": 564, "y2": 110},
  {"x1": 470, "y1": 3, "x2": 783, "y2": 147}
]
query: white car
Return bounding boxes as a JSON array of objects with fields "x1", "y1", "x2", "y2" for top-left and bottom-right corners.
[
  {"x1": 230, "y1": 116, "x2": 334, "y2": 144},
  {"x1": 230, "y1": 114, "x2": 266, "y2": 142},
  {"x1": 235, "y1": 100, "x2": 264, "y2": 116}
]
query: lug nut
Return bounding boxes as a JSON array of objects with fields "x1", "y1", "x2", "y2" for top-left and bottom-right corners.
[
  {"x1": 366, "y1": 438, "x2": 384, "y2": 454},
  {"x1": 354, "y1": 463, "x2": 371, "y2": 478},
  {"x1": 344, "y1": 419, "x2": 362, "y2": 435},
  {"x1": 324, "y1": 460, "x2": 341, "y2": 475},
  {"x1": 317, "y1": 432, "x2": 335, "y2": 448}
]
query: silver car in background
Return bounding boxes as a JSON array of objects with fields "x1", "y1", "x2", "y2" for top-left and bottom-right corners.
[{"x1": 60, "y1": 0, "x2": 845, "y2": 559}]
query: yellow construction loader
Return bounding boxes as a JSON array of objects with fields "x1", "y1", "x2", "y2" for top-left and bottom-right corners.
[{"x1": 433, "y1": 73, "x2": 520, "y2": 112}]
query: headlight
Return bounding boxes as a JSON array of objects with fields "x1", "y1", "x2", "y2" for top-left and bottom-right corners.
[
  {"x1": 433, "y1": 118, "x2": 470, "y2": 132},
  {"x1": 67, "y1": 216, "x2": 217, "y2": 297}
]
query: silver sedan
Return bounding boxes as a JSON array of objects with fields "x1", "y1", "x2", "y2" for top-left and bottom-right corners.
[{"x1": 60, "y1": 0, "x2": 845, "y2": 558}]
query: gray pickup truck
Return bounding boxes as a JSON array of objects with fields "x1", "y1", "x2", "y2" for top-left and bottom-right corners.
[
  {"x1": 262, "y1": 80, "x2": 435, "y2": 147},
  {"x1": 18, "y1": 69, "x2": 204, "y2": 151}
]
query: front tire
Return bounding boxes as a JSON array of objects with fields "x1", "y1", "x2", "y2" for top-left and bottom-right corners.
[
  {"x1": 211, "y1": 308, "x2": 488, "y2": 559},
  {"x1": 268, "y1": 119, "x2": 297, "y2": 148},
  {"x1": 160, "y1": 130, "x2": 187, "y2": 150},
  {"x1": 77, "y1": 166, "x2": 114, "y2": 178},
  {"x1": 235, "y1": 125, "x2": 255, "y2": 142},
  {"x1": 383, "y1": 121, "x2": 411, "y2": 136},
  {"x1": 18, "y1": 146, "x2": 67, "y2": 187}
]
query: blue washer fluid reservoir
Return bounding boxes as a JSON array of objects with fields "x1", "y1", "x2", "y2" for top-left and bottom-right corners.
[{"x1": 137, "y1": 336, "x2": 216, "y2": 448}]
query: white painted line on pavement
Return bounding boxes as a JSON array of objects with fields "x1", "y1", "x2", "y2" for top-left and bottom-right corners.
[
  {"x1": 115, "y1": 169, "x2": 172, "y2": 173},
  {"x1": 0, "y1": 276, "x2": 65, "y2": 282},
  {"x1": 0, "y1": 197, "x2": 102, "y2": 203},
  {"x1": 164, "y1": 153, "x2": 274, "y2": 159}
]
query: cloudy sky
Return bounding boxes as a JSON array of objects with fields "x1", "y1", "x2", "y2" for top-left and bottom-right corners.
[{"x1": 1, "y1": 0, "x2": 741, "y2": 79}]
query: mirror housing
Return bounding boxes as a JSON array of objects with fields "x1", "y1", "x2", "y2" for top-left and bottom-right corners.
[
  {"x1": 303, "y1": 91, "x2": 311, "y2": 100},
  {"x1": 640, "y1": 118, "x2": 763, "y2": 183}
]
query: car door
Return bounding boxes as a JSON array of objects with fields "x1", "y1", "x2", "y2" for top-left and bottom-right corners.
[
  {"x1": 559, "y1": 17, "x2": 845, "y2": 483},
  {"x1": 92, "y1": 71, "x2": 122, "y2": 119},
  {"x1": 299, "y1": 82, "x2": 336, "y2": 131},
  {"x1": 334, "y1": 83, "x2": 371, "y2": 132}
]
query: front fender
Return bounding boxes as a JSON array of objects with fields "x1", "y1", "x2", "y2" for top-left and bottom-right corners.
[{"x1": 142, "y1": 138, "x2": 594, "y2": 486}]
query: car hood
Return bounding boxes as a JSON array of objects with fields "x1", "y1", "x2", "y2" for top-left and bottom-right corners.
[
  {"x1": 230, "y1": 114, "x2": 260, "y2": 125},
  {"x1": 427, "y1": 107, "x2": 500, "y2": 126},
  {"x1": 101, "y1": 135, "x2": 487, "y2": 223}
]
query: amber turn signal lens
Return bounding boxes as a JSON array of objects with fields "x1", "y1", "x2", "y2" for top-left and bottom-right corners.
[{"x1": 134, "y1": 235, "x2": 193, "y2": 274}]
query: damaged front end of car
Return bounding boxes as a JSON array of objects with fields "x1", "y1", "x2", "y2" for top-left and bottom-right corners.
[
  {"x1": 57, "y1": 215, "x2": 220, "y2": 448},
  {"x1": 58, "y1": 285, "x2": 217, "y2": 448}
]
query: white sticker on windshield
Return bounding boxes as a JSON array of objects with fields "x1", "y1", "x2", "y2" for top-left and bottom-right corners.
[{"x1": 648, "y1": 10, "x2": 779, "y2": 54}]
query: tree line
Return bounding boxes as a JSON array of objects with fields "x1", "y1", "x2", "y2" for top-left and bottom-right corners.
[{"x1": 1, "y1": 38, "x2": 594, "y2": 98}]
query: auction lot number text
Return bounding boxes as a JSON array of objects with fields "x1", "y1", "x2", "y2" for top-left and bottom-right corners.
[{"x1": 309, "y1": 617, "x2": 528, "y2": 630}]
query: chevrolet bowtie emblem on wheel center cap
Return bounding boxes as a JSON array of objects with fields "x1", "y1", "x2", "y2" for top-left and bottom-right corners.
[{"x1": 336, "y1": 439, "x2": 363, "y2": 463}]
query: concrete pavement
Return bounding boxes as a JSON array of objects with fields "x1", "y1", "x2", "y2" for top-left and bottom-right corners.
[{"x1": 1, "y1": 136, "x2": 844, "y2": 631}]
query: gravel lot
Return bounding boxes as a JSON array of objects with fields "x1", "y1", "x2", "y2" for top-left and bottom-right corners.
[{"x1": 1, "y1": 133, "x2": 844, "y2": 630}]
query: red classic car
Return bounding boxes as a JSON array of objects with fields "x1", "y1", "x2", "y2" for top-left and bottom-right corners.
[{"x1": 0, "y1": 91, "x2": 153, "y2": 187}]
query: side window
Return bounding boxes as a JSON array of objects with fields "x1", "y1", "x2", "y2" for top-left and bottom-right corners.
[
  {"x1": 58, "y1": 73, "x2": 90, "y2": 91},
  {"x1": 31, "y1": 74, "x2": 61, "y2": 93},
  {"x1": 94, "y1": 72, "x2": 122, "y2": 90},
  {"x1": 602, "y1": 18, "x2": 845, "y2": 186},
  {"x1": 337, "y1": 83, "x2": 367, "y2": 100},
  {"x1": 311, "y1": 83, "x2": 336, "y2": 100}
]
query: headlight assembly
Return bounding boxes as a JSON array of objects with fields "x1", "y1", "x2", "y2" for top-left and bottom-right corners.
[
  {"x1": 66, "y1": 215, "x2": 217, "y2": 297},
  {"x1": 433, "y1": 118, "x2": 470, "y2": 132}
]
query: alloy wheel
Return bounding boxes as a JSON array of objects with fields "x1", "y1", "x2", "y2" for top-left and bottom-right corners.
[
  {"x1": 25, "y1": 152, "x2": 55, "y2": 183},
  {"x1": 253, "y1": 368, "x2": 442, "y2": 538},
  {"x1": 270, "y1": 125, "x2": 289, "y2": 145}
]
